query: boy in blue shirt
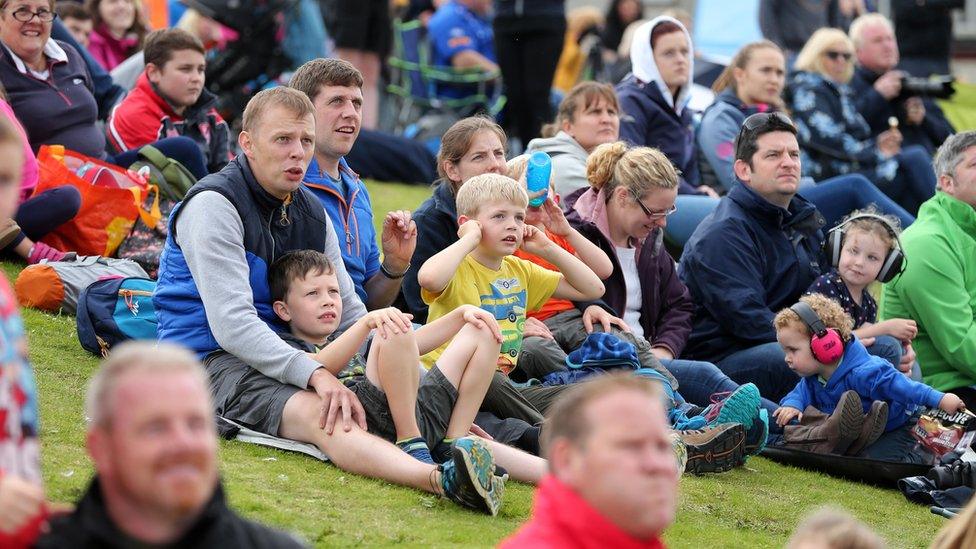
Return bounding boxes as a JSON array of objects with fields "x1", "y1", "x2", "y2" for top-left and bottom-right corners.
[{"x1": 772, "y1": 294, "x2": 965, "y2": 456}]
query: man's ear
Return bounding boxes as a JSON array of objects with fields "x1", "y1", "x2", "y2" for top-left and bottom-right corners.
[
  {"x1": 547, "y1": 438, "x2": 576, "y2": 484},
  {"x1": 239, "y1": 130, "x2": 254, "y2": 159},
  {"x1": 145, "y1": 62, "x2": 162, "y2": 84},
  {"x1": 938, "y1": 173, "x2": 953, "y2": 193},
  {"x1": 86, "y1": 427, "x2": 110, "y2": 475},
  {"x1": 272, "y1": 300, "x2": 291, "y2": 323},
  {"x1": 733, "y1": 158, "x2": 752, "y2": 183}
]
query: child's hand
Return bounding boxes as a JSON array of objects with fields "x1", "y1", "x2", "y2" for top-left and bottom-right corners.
[
  {"x1": 457, "y1": 220, "x2": 482, "y2": 243},
  {"x1": 939, "y1": 393, "x2": 966, "y2": 413},
  {"x1": 362, "y1": 307, "x2": 413, "y2": 339},
  {"x1": 460, "y1": 305, "x2": 503, "y2": 343},
  {"x1": 520, "y1": 224, "x2": 552, "y2": 255},
  {"x1": 882, "y1": 318, "x2": 918, "y2": 342},
  {"x1": 773, "y1": 406, "x2": 802, "y2": 427},
  {"x1": 542, "y1": 198, "x2": 573, "y2": 237}
]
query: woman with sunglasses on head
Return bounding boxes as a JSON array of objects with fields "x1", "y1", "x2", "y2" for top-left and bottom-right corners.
[
  {"x1": 699, "y1": 40, "x2": 915, "y2": 229},
  {"x1": 787, "y1": 28, "x2": 937, "y2": 217}
]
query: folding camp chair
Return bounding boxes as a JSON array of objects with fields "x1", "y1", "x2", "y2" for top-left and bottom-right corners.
[{"x1": 386, "y1": 18, "x2": 506, "y2": 133}]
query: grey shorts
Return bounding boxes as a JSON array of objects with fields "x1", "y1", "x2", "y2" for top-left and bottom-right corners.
[
  {"x1": 345, "y1": 365, "x2": 458, "y2": 448},
  {"x1": 205, "y1": 351, "x2": 302, "y2": 437}
]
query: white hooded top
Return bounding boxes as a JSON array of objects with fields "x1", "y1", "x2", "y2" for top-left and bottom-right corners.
[{"x1": 628, "y1": 15, "x2": 695, "y2": 116}]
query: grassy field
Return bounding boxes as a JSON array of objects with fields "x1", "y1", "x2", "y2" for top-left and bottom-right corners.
[{"x1": 12, "y1": 180, "x2": 948, "y2": 548}]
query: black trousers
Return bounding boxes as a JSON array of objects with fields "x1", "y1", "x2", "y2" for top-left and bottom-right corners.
[{"x1": 492, "y1": 21, "x2": 566, "y2": 146}]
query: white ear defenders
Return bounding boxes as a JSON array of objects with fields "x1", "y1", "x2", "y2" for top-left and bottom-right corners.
[{"x1": 824, "y1": 213, "x2": 905, "y2": 284}]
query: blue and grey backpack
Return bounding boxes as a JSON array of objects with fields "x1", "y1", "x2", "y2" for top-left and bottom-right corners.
[{"x1": 76, "y1": 276, "x2": 157, "y2": 357}]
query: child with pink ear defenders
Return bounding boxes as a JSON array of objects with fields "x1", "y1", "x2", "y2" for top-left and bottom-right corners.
[{"x1": 771, "y1": 294, "x2": 964, "y2": 456}]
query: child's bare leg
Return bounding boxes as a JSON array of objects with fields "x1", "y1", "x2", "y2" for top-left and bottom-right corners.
[
  {"x1": 484, "y1": 439, "x2": 546, "y2": 484},
  {"x1": 367, "y1": 329, "x2": 422, "y2": 441},
  {"x1": 435, "y1": 323, "x2": 500, "y2": 439}
]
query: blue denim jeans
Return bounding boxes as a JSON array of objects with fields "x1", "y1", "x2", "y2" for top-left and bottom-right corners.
[
  {"x1": 660, "y1": 358, "x2": 780, "y2": 418},
  {"x1": 866, "y1": 334, "x2": 904, "y2": 370},
  {"x1": 665, "y1": 195, "x2": 720, "y2": 248},
  {"x1": 799, "y1": 174, "x2": 915, "y2": 229}
]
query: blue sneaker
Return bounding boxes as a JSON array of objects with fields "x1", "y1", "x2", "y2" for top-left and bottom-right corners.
[
  {"x1": 742, "y1": 408, "x2": 770, "y2": 461},
  {"x1": 439, "y1": 436, "x2": 504, "y2": 515},
  {"x1": 703, "y1": 383, "x2": 761, "y2": 429}
]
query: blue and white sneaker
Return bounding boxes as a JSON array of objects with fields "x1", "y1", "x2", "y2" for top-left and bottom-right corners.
[{"x1": 439, "y1": 436, "x2": 504, "y2": 515}]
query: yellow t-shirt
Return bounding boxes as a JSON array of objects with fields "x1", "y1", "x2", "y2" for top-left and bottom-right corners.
[{"x1": 421, "y1": 255, "x2": 562, "y2": 375}]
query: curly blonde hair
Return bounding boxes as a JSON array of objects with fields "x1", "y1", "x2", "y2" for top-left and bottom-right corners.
[
  {"x1": 586, "y1": 142, "x2": 679, "y2": 202},
  {"x1": 774, "y1": 294, "x2": 854, "y2": 343}
]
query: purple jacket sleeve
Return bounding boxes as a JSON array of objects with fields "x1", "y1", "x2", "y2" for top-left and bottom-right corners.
[{"x1": 647, "y1": 248, "x2": 694, "y2": 357}]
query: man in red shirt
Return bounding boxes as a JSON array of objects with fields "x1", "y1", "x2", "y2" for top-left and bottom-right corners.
[{"x1": 502, "y1": 373, "x2": 678, "y2": 548}]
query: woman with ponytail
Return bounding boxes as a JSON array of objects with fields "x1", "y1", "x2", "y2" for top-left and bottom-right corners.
[{"x1": 564, "y1": 141, "x2": 780, "y2": 432}]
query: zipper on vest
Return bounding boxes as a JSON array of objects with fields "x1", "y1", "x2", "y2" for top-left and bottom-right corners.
[{"x1": 267, "y1": 212, "x2": 277, "y2": 263}]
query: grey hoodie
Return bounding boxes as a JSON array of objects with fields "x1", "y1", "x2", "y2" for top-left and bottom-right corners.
[{"x1": 525, "y1": 130, "x2": 590, "y2": 198}]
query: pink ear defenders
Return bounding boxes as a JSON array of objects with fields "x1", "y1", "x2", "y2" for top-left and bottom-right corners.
[
  {"x1": 790, "y1": 301, "x2": 845, "y2": 363},
  {"x1": 824, "y1": 213, "x2": 905, "y2": 284}
]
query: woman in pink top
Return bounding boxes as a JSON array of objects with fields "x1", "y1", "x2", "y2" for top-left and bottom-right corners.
[
  {"x1": 0, "y1": 97, "x2": 80, "y2": 263},
  {"x1": 85, "y1": 0, "x2": 147, "y2": 71}
]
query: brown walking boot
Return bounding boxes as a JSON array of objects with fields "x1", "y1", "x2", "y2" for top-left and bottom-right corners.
[
  {"x1": 783, "y1": 391, "x2": 864, "y2": 454},
  {"x1": 847, "y1": 400, "x2": 889, "y2": 456},
  {"x1": 679, "y1": 423, "x2": 746, "y2": 475}
]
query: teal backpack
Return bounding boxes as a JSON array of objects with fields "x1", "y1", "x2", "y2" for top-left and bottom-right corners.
[{"x1": 128, "y1": 145, "x2": 197, "y2": 201}]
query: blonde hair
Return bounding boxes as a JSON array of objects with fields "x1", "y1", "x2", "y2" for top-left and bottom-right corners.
[
  {"x1": 241, "y1": 87, "x2": 314, "y2": 133},
  {"x1": 85, "y1": 342, "x2": 211, "y2": 428},
  {"x1": 774, "y1": 294, "x2": 854, "y2": 344},
  {"x1": 840, "y1": 205, "x2": 901, "y2": 252},
  {"x1": 787, "y1": 507, "x2": 886, "y2": 549},
  {"x1": 849, "y1": 13, "x2": 893, "y2": 50},
  {"x1": 586, "y1": 142, "x2": 679, "y2": 201},
  {"x1": 711, "y1": 40, "x2": 783, "y2": 94},
  {"x1": 436, "y1": 116, "x2": 507, "y2": 186},
  {"x1": 930, "y1": 497, "x2": 976, "y2": 549},
  {"x1": 795, "y1": 28, "x2": 856, "y2": 84},
  {"x1": 455, "y1": 173, "x2": 528, "y2": 218}
]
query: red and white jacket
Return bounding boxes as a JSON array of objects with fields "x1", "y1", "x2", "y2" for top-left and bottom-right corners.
[{"x1": 106, "y1": 72, "x2": 230, "y2": 173}]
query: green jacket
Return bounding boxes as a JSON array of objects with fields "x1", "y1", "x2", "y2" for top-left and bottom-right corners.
[{"x1": 880, "y1": 192, "x2": 976, "y2": 391}]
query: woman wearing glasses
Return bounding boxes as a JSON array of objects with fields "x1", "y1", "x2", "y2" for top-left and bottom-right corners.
[
  {"x1": 698, "y1": 39, "x2": 915, "y2": 229},
  {"x1": 787, "y1": 28, "x2": 937, "y2": 216},
  {"x1": 564, "y1": 140, "x2": 781, "y2": 435},
  {"x1": 0, "y1": 0, "x2": 208, "y2": 172}
]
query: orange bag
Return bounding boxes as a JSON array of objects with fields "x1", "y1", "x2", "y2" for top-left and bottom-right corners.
[{"x1": 34, "y1": 145, "x2": 161, "y2": 257}]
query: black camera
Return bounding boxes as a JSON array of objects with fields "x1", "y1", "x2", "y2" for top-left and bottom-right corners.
[{"x1": 901, "y1": 75, "x2": 956, "y2": 99}]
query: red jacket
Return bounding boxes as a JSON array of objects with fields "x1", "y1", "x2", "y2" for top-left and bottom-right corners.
[
  {"x1": 501, "y1": 476, "x2": 667, "y2": 549},
  {"x1": 106, "y1": 72, "x2": 230, "y2": 173}
]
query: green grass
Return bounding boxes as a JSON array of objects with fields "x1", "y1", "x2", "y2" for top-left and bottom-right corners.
[
  {"x1": 16, "y1": 180, "x2": 946, "y2": 547},
  {"x1": 938, "y1": 81, "x2": 976, "y2": 132}
]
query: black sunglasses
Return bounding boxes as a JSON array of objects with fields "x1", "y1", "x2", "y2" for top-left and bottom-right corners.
[
  {"x1": 824, "y1": 50, "x2": 853, "y2": 62},
  {"x1": 741, "y1": 111, "x2": 796, "y2": 133}
]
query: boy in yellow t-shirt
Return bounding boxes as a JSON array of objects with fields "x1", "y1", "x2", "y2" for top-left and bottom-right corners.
[{"x1": 418, "y1": 173, "x2": 605, "y2": 402}]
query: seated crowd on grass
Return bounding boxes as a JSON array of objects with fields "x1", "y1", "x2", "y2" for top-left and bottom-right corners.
[{"x1": 1, "y1": 6, "x2": 976, "y2": 548}]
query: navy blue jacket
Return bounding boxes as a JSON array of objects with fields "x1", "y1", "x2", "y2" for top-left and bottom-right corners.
[
  {"x1": 155, "y1": 156, "x2": 328, "y2": 355},
  {"x1": 616, "y1": 75, "x2": 701, "y2": 194},
  {"x1": 679, "y1": 181, "x2": 826, "y2": 362},
  {"x1": 850, "y1": 64, "x2": 954, "y2": 156},
  {"x1": 402, "y1": 182, "x2": 457, "y2": 323}
]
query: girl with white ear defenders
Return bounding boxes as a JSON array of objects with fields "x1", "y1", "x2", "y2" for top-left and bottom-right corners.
[{"x1": 807, "y1": 207, "x2": 919, "y2": 377}]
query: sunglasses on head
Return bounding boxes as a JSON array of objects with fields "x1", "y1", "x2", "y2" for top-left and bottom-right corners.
[
  {"x1": 740, "y1": 111, "x2": 796, "y2": 133},
  {"x1": 824, "y1": 50, "x2": 853, "y2": 62}
]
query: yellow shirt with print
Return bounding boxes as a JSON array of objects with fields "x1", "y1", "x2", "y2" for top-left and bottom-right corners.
[{"x1": 421, "y1": 254, "x2": 561, "y2": 375}]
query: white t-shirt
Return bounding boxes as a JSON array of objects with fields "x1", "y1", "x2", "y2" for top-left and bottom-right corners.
[{"x1": 616, "y1": 246, "x2": 644, "y2": 339}]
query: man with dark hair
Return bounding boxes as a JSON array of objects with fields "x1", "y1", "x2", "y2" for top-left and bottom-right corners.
[
  {"x1": 881, "y1": 131, "x2": 976, "y2": 409},
  {"x1": 680, "y1": 113, "x2": 825, "y2": 402},
  {"x1": 106, "y1": 28, "x2": 229, "y2": 173},
  {"x1": 290, "y1": 58, "x2": 416, "y2": 310},
  {"x1": 36, "y1": 342, "x2": 305, "y2": 548},
  {"x1": 153, "y1": 87, "x2": 504, "y2": 514},
  {"x1": 55, "y1": 3, "x2": 92, "y2": 49},
  {"x1": 501, "y1": 374, "x2": 678, "y2": 547}
]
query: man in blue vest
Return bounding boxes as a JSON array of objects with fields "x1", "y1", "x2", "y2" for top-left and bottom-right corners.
[
  {"x1": 153, "y1": 87, "x2": 502, "y2": 513},
  {"x1": 290, "y1": 58, "x2": 416, "y2": 310}
]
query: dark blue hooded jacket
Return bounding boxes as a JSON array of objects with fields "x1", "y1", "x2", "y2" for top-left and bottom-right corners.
[{"x1": 678, "y1": 181, "x2": 826, "y2": 362}]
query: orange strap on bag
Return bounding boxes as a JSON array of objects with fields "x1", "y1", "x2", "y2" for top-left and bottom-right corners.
[{"x1": 34, "y1": 145, "x2": 161, "y2": 257}]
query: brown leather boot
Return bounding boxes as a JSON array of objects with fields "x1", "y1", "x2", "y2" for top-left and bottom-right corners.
[
  {"x1": 847, "y1": 400, "x2": 889, "y2": 456},
  {"x1": 783, "y1": 391, "x2": 864, "y2": 454}
]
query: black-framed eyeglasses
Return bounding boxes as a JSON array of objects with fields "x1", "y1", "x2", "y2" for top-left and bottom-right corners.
[
  {"x1": 631, "y1": 189, "x2": 677, "y2": 219},
  {"x1": 8, "y1": 7, "x2": 56, "y2": 22},
  {"x1": 824, "y1": 50, "x2": 853, "y2": 62}
]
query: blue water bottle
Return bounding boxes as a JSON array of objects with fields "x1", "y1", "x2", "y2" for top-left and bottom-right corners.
[{"x1": 526, "y1": 151, "x2": 551, "y2": 207}]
